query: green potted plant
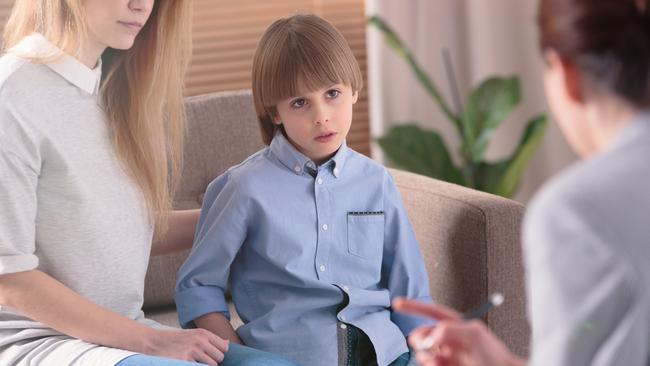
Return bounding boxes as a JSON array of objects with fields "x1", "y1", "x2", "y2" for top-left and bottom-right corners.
[{"x1": 369, "y1": 16, "x2": 547, "y2": 198}]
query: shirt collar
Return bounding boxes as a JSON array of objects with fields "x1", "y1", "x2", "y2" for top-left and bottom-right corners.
[
  {"x1": 10, "y1": 33, "x2": 102, "y2": 95},
  {"x1": 269, "y1": 132, "x2": 350, "y2": 178}
]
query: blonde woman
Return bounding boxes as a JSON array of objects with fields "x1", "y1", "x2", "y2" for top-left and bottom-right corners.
[{"x1": 0, "y1": 1, "x2": 298, "y2": 365}]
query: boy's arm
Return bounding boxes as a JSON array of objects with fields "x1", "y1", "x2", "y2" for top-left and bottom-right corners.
[
  {"x1": 381, "y1": 171, "x2": 435, "y2": 335},
  {"x1": 175, "y1": 172, "x2": 249, "y2": 331},
  {"x1": 195, "y1": 312, "x2": 243, "y2": 344}
]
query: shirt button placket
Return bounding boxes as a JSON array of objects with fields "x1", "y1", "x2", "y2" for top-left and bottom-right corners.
[{"x1": 314, "y1": 171, "x2": 331, "y2": 281}]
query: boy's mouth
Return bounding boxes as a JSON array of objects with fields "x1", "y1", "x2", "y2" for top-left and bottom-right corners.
[{"x1": 315, "y1": 131, "x2": 337, "y2": 142}]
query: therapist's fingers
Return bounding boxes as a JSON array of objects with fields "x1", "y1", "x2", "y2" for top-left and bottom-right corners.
[
  {"x1": 408, "y1": 326, "x2": 434, "y2": 353},
  {"x1": 411, "y1": 330, "x2": 461, "y2": 366},
  {"x1": 392, "y1": 298, "x2": 462, "y2": 321},
  {"x1": 426, "y1": 320, "x2": 522, "y2": 366}
]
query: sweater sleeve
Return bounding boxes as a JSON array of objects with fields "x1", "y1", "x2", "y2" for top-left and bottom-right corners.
[{"x1": 0, "y1": 103, "x2": 40, "y2": 275}]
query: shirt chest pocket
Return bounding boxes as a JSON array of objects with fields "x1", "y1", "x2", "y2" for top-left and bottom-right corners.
[{"x1": 347, "y1": 212, "x2": 384, "y2": 259}]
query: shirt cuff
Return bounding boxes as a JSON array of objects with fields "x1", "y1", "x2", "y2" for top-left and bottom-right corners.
[
  {"x1": 391, "y1": 296, "x2": 437, "y2": 335},
  {"x1": 175, "y1": 286, "x2": 230, "y2": 329},
  {"x1": 0, "y1": 254, "x2": 38, "y2": 274}
]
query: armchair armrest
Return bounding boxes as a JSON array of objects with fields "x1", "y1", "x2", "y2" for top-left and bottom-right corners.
[{"x1": 390, "y1": 168, "x2": 529, "y2": 357}]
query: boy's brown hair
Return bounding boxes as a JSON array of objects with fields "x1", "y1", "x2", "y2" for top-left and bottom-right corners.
[{"x1": 251, "y1": 14, "x2": 363, "y2": 145}]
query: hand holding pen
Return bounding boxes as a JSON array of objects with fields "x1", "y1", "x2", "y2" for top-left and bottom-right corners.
[{"x1": 392, "y1": 294, "x2": 525, "y2": 366}]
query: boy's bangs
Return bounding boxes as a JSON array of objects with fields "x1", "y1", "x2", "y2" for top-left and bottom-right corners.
[{"x1": 263, "y1": 36, "x2": 355, "y2": 106}]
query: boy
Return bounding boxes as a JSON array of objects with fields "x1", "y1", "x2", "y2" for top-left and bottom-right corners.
[{"x1": 176, "y1": 14, "x2": 432, "y2": 366}]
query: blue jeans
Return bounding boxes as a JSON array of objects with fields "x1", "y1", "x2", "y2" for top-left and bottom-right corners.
[{"x1": 115, "y1": 343, "x2": 301, "y2": 366}]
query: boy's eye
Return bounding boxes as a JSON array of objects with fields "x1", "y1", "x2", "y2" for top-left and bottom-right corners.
[
  {"x1": 291, "y1": 98, "x2": 306, "y2": 108},
  {"x1": 326, "y1": 89, "x2": 340, "y2": 98}
]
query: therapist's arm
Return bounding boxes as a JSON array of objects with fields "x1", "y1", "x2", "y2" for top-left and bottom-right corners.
[{"x1": 151, "y1": 209, "x2": 201, "y2": 256}]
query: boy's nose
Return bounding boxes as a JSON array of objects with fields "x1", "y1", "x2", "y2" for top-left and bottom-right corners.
[{"x1": 312, "y1": 104, "x2": 330, "y2": 125}]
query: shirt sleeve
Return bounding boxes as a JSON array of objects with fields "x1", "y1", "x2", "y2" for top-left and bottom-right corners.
[
  {"x1": 175, "y1": 171, "x2": 250, "y2": 328},
  {"x1": 0, "y1": 104, "x2": 40, "y2": 275},
  {"x1": 524, "y1": 190, "x2": 648, "y2": 366},
  {"x1": 381, "y1": 171, "x2": 435, "y2": 335}
]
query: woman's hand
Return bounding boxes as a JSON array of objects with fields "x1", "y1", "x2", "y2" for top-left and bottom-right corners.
[
  {"x1": 393, "y1": 298, "x2": 525, "y2": 366},
  {"x1": 0, "y1": 270, "x2": 227, "y2": 364},
  {"x1": 144, "y1": 328, "x2": 230, "y2": 365}
]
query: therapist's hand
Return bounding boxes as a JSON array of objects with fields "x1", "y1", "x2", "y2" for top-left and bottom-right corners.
[{"x1": 393, "y1": 298, "x2": 525, "y2": 366}]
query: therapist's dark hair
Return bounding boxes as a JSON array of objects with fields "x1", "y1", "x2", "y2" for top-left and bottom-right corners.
[{"x1": 538, "y1": 0, "x2": 650, "y2": 107}]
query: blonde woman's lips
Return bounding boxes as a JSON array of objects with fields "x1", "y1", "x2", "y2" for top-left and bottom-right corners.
[{"x1": 118, "y1": 21, "x2": 143, "y2": 33}]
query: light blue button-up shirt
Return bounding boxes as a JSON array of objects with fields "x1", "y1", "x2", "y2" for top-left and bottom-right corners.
[{"x1": 175, "y1": 133, "x2": 432, "y2": 366}]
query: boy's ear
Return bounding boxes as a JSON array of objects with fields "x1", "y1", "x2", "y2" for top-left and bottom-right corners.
[
  {"x1": 268, "y1": 108, "x2": 282, "y2": 125},
  {"x1": 352, "y1": 90, "x2": 359, "y2": 104}
]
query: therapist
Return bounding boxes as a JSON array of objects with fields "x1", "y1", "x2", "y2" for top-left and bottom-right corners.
[{"x1": 394, "y1": 0, "x2": 650, "y2": 365}]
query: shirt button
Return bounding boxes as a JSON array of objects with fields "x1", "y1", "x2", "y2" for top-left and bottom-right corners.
[
  {"x1": 333, "y1": 167, "x2": 339, "y2": 175},
  {"x1": 340, "y1": 323, "x2": 347, "y2": 329},
  {"x1": 294, "y1": 165, "x2": 301, "y2": 173},
  {"x1": 322, "y1": 224, "x2": 328, "y2": 231},
  {"x1": 340, "y1": 315, "x2": 347, "y2": 322},
  {"x1": 317, "y1": 178, "x2": 323, "y2": 185},
  {"x1": 319, "y1": 264, "x2": 326, "y2": 272}
]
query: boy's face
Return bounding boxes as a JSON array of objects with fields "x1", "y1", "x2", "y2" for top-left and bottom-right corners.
[{"x1": 274, "y1": 78, "x2": 358, "y2": 165}]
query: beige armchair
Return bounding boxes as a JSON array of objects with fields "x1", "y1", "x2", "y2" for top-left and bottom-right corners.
[{"x1": 143, "y1": 90, "x2": 530, "y2": 358}]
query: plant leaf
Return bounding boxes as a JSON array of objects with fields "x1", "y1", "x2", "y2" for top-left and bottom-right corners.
[
  {"x1": 475, "y1": 114, "x2": 548, "y2": 197},
  {"x1": 377, "y1": 124, "x2": 465, "y2": 185},
  {"x1": 462, "y1": 77, "x2": 520, "y2": 163},
  {"x1": 474, "y1": 160, "x2": 510, "y2": 196},
  {"x1": 368, "y1": 16, "x2": 462, "y2": 131}
]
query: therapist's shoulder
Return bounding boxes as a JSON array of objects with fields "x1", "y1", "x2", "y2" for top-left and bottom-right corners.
[
  {"x1": 523, "y1": 158, "x2": 610, "y2": 247},
  {"x1": 524, "y1": 143, "x2": 650, "y2": 250}
]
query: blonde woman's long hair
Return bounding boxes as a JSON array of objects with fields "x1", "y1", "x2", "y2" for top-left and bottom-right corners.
[{"x1": 3, "y1": 0, "x2": 193, "y2": 238}]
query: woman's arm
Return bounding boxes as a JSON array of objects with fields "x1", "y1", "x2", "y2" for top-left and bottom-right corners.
[
  {"x1": 151, "y1": 209, "x2": 201, "y2": 256},
  {"x1": 0, "y1": 269, "x2": 229, "y2": 365}
]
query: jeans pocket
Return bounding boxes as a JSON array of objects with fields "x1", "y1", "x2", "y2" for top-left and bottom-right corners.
[{"x1": 347, "y1": 212, "x2": 384, "y2": 259}]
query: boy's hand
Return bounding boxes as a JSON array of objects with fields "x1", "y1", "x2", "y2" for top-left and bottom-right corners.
[{"x1": 195, "y1": 312, "x2": 243, "y2": 345}]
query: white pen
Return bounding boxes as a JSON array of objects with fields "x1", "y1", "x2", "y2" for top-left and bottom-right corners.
[{"x1": 416, "y1": 293, "x2": 505, "y2": 352}]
